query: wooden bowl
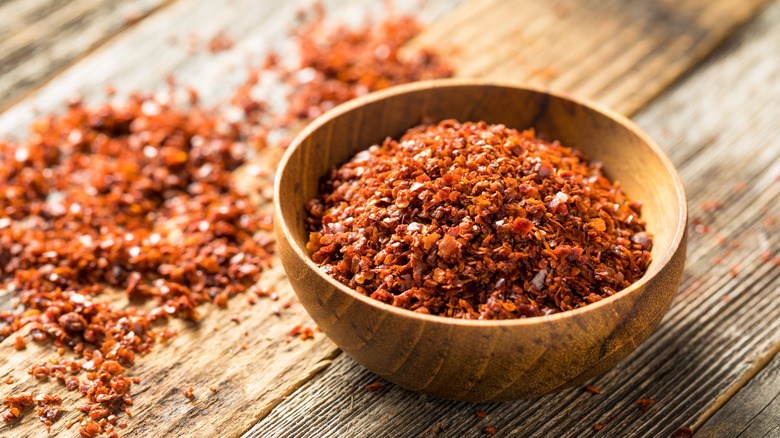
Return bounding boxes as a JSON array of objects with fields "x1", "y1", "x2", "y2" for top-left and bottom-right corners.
[{"x1": 274, "y1": 79, "x2": 687, "y2": 401}]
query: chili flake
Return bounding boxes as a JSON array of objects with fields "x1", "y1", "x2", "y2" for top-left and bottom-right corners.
[
  {"x1": 475, "y1": 409, "x2": 487, "y2": 418},
  {"x1": 307, "y1": 121, "x2": 652, "y2": 318},
  {"x1": 184, "y1": 387, "x2": 194, "y2": 398},
  {"x1": 482, "y1": 426, "x2": 497, "y2": 435},
  {"x1": 593, "y1": 423, "x2": 606, "y2": 431},
  {"x1": 672, "y1": 426, "x2": 694, "y2": 438},
  {"x1": 13, "y1": 336, "x2": 25, "y2": 350},
  {"x1": 584, "y1": 385, "x2": 600, "y2": 395},
  {"x1": 364, "y1": 382, "x2": 383, "y2": 392},
  {"x1": 636, "y1": 398, "x2": 655, "y2": 412}
]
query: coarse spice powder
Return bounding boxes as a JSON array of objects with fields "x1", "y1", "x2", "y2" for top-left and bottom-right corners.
[{"x1": 306, "y1": 120, "x2": 653, "y2": 319}]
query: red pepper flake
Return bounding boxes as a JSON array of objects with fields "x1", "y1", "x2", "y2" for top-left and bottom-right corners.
[
  {"x1": 208, "y1": 386, "x2": 217, "y2": 392},
  {"x1": 130, "y1": 377, "x2": 141, "y2": 384},
  {"x1": 636, "y1": 398, "x2": 655, "y2": 412},
  {"x1": 593, "y1": 423, "x2": 606, "y2": 431},
  {"x1": 183, "y1": 387, "x2": 194, "y2": 398},
  {"x1": 694, "y1": 224, "x2": 710, "y2": 234},
  {"x1": 2, "y1": 392, "x2": 34, "y2": 422},
  {"x1": 230, "y1": 314, "x2": 240, "y2": 324},
  {"x1": 307, "y1": 121, "x2": 652, "y2": 318},
  {"x1": 475, "y1": 409, "x2": 487, "y2": 418},
  {"x1": 774, "y1": 256, "x2": 780, "y2": 267},
  {"x1": 715, "y1": 234, "x2": 727, "y2": 245},
  {"x1": 282, "y1": 301, "x2": 292, "y2": 309},
  {"x1": 730, "y1": 264, "x2": 740, "y2": 278},
  {"x1": 700, "y1": 200, "x2": 722, "y2": 212},
  {"x1": 672, "y1": 426, "x2": 694, "y2": 438},
  {"x1": 760, "y1": 250, "x2": 771, "y2": 263},
  {"x1": 207, "y1": 31, "x2": 234, "y2": 53},
  {"x1": 713, "y1": 256, "x2": 723, "y2": 265},
  {"x1": 13, "y1": 336, "x2": 26, "y2": 350},
  {"x1": 289, "y1": 325, "x2": 303, "y2": 337},
  {"x1": 734, "y1": 182, "x2": 747, "y2": 193},
  {"x1": 240, "y1": 344, "x2": 247, "y2": 350},
  {"x1": 584, "y1": 385, "x2": 600, "y2": 395},
  {"x1": 483, "y1": 426, "x2": 497, "y2": 435},
  {"x1": 730, "y1": 240, "x2": 741, "y2": 249},
  {"x1": 365, "y1": 382, "x2": 383, "y2": 392},
  {"x1": 3, "y1": 378, "x2": 13, "y2": 384}
]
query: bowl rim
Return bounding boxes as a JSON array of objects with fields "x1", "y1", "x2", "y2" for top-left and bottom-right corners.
[{"x1": 274, "y1": 78, "x2": 687, "y2": 327}]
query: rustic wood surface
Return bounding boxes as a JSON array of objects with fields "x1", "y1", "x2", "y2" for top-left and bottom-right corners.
[
  {"x1": 0, "y1": 0, "x2": 778, "y2": 437},
  {"x1": 0, "y1": 0, "x2": 172, "y2": 113}
]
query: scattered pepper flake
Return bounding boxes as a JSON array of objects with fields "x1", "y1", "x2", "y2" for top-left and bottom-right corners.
[
  {"x1": 13, "y1": 336, "x2": 25, "y2": 350},
  {"x1": 475, "y1": 409, "x2": 487, "y2": 418},
  {"x1": 483, "y1": 426, "x2": 497, "y2": 435},
  {"x1": 593, "y1": 423, "x2": 606, "y2": 431},
  {"x1": 672, "y1": 426, "x2": 694, "y2": 438},
  {"x1": 636, "y1": 398, "x2": 655, "y2": 412},
  {"x1": 730, "y1": 264, "x2": 740, "y2": 278},
  {"x1": 183, "y1": 387, "x2": 194, "y2": 398},
  {"x1": 364, "y1": 382, "x2": 383, "y2": 392},
  {"x1": 584, "y1": 385, "x2": 600, "y2": 395}
]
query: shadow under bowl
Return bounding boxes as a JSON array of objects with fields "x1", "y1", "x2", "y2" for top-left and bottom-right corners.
[{"x1": 274, "y1": 79, "x2": 687, "y2": 402}]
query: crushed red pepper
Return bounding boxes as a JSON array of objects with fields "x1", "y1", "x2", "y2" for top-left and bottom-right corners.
[
  {"x1": 584, "y1": 385, "x2": 600, "y2": 395},
  {"x1": 0, "y1": 94, "x2": 274, "y2": 436},
  {"x1": 307, "y1": 121, "x2": 652, "y2": 318},
  {"x1": 364, "y1": 382, "x2": 383, "y2": 392},
  {"x1": 482, "y1": 426, "x2": 497, "y2": 435},
  {"x1": 276, "y1": 6, "x2": 453, "y2": 129},
  {"x1": 672, "y1": 426, "x2": 694, "y2": 438},
  {"x1": 2, "y1": 392, "x2": 34, "y2": 422},
  {"x1": 475, "y1": 409, "x2": 487, "y2": 418},
  {"x1": 636, "y1": 398, "x2": 655, "y2": 413}
]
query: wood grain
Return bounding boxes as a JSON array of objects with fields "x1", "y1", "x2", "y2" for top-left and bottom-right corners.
[
  {"x1": 0, "y1": 0, "x2": 172, "y2": 113},
  {"x1": 410, "y1": 0, "x2": 771, "y2": 115},
  {"x1": 247, "y1": 1, "x2": 780, "y2": 436},
  {"x1": 0, "y1": 0, "x2": 776, "y2": 436},
  {"x1": 696, "y1": 341, "x2": 780, "y2": 438}
]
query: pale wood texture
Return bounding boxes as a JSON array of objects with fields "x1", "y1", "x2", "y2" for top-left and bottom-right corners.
[
  {"x1": 274, "y1": 80, "x2": 687, "y2": 401},
  {"x1": 410, "y1": 0, "x2": 770, "y2": 115},
  {"x1": 0, "y1": 0, "x2": 777, "y2": 436},
  {"x1": 0, "y1": 0, "x2": 172, "y2": 112},
  {"x1": 696, "y1": 343, "x2": 780, "y2": 438},
  {"x1": 249, "y1": 1, "x2": 780, "y2": 437}
]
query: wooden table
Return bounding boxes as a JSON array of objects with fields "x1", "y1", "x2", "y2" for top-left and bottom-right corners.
[{"x1": 1, "y1": 0, "x2": 779, "y2": 436}]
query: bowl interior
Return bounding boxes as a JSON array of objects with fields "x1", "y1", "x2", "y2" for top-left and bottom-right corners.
[{"x1": 277, "y1": 80, "x2": 686, "y2": 303}]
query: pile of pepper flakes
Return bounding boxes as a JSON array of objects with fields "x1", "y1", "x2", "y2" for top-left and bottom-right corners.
[
  {"x1": 0, "y1": 95, "x2": 274, "y2": 436},
  {"x1": 0, "y1": 7, "x2": 453, "y2": 437},
  {"x1": 307, "y1": 121, "x2": 653, "y2": 319}
]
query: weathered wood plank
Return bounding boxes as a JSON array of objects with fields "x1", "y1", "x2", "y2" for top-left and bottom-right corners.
[
  {"x1": 246, "y1": 1, "x2": 780, "y2": 437},
  {"x1": 0, "y1": 0, "x2": 172, "y2": 113},
  {"x1": 0, "y1": 0, "x2": 775, "y2": 437},
  {"x1": 409, "y1": 0, "x2": 771, "y2": 115},
  {"x1": 696, "y1": 341, "x2": 780, "y2": 438},
  {"x1": 0, "y1": 1, "x2": 464, "y2": 437}
]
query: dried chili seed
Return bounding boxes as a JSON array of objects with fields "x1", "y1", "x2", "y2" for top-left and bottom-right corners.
[
  {"x1": 636, "y1": 398, "x2": 655, "y2": 412},
  {"x1": 672, "y1": 427, "x2": 693, "y2": 438},
  {"x1": 364, "y1": 382, "x2": 383, "y2": 392},
  {"x1": 584, "y1": 385, "x2": 600, "y2": 395},
  {"x1": 475, "y1": 409, "x2": 487, "y2": 418},
  {"x1": 307, "y1": 121, "x2": 652, "y2": 318},
  {"x1": 483, "y1": 426, "x2": 497, "y2": 435}
]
